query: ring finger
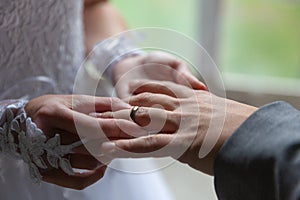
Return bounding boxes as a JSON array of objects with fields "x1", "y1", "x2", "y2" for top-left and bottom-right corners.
[{"x1": 97, "y1": 107, "x2": 180, "y2": 134}]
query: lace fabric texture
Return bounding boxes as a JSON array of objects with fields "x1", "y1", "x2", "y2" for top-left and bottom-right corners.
[
  {"x1": 0, "y1": 0, "x2": 84, "y2": 184},
  {"x1": 0, "y1": 0, "x2": 84, "y2": 96},
  {"x1": 0, "y1": 0, "x2": 87, "y2": 199},
  {"x1": 0, "y1": 100, "x2": 85, "y2": 183},
  {"x1": 0, "y1": 1, "x2": 173, "y2": 199},
  {"x1": 89, "y1": 33, "x2": 145, "y2": 80}
]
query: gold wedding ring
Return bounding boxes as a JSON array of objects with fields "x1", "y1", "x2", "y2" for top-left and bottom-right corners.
[{"x1": 130, "y1": 106, "x2": 140, "y2": 123}]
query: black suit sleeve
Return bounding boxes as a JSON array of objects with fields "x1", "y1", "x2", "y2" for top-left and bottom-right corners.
[{"x1": 214, "y1": 101, "x2": 300, "y2": 200}]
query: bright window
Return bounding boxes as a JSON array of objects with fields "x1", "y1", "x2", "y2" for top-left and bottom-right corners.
[
  {"x1": 219, "y1": 0, "x2": 300, "y2": 78},
  {"x1": 112, "y1": 0, "x2": 300, "y2": 79},
  {"x1": 111, "y1": 0, "x2": 199, "y2": 39}
]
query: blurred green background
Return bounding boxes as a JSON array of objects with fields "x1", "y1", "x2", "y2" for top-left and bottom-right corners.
[
  {"x1": 111, "y1": 0, "x2": 300, "y2": 79},
  {"x1": 111, "y1": 0, "x2": 199, "y2": 38}
]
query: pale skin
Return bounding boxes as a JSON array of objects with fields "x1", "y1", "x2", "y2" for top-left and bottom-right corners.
[
  {"x1": 113, "y1": 51, "x2": 207, "y2": 98},
  {"x1": 24, "y1": 95, "x2": 144, "y2": 189},
  {"x1": 22, "y1": 0, "x2": 204, "y2": 189},
  {"x1": 98, "y1": 80, "x2": 257, "y2": 175}
]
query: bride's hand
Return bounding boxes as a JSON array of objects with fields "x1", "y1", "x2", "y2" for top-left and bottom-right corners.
[
  {"x1": 112, "y1": 51, "x2": 207, "y2": 98},
  {"x1": 98, "y1": 80, "x2": 256, "y2": 175},
  {"x1": 25, "y1": 94, "x2": 145, "y2": 189}
]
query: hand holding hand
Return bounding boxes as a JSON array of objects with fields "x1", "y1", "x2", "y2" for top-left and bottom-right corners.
[
  {"x1": 99, "y1": 80, "x2": 256, "y2": 175},
  {"x1": 25, "y1": 94, "x2": 144, "y2": 189},
  {"x1": 112, "y1": 51, "x2": 207, "y2": 98}
]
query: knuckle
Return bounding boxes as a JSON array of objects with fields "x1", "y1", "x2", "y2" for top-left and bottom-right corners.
[
  {"x1": 169, "y1": 99, "x2": 180, "y2": 110},
  {"x1": 132, "y1": 92, "x2": 152, "y2": 104},
  {"x1": 139, "y1": 92, "x2": 153, "y2": 100},
  {"x1": 175, "y1": 98, "x2": 181, "y2": 107},
  {"x1": 135, "y1": 107, "x2": 150, "y2": 125},
  {"x1": 156, "y1": 84, "x2": 167, "y2": 92},
  {"x1": 136, "y1": 107, "x2": 148, "y2": 117},
  {"x1": 110, "y1": 97, "x2": 123, "y2": 109},
  {"x1": 36, "y1": 105, "x2": 56, "y2": 118},
  {"x1": 122, "y1": 139, "x2": 136, "y2": 151},
  {"x1": 144, "y1": 135, "x2": 158, "y2": 149},
  {"x1": 168, "y1": 113, "x2": 180, "y2": 130},
  {"x1": 111, "y1": 97, "x2": 121, "y2": 104}
]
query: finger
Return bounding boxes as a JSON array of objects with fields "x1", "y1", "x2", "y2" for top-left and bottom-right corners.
[
  {"x1": 175, "y1": 63, "x2": 207, "y2": 90},
  {"x1": 133, "y1": 107, "x2": 180, "y2": 133},
  {"x1": 143, "y1": 52, "x2": 207, "y2": 90},
  {"x1": 42, "y1": 165, "x2": 107, "y2": 190},
  {"x1": 100, "y1": 134, "x2": 182, "y2": 159},
  {"x1": 72, "y1": 96, "x2": 130, "y2": 114},
  {"x1": 71, "y1": 138, "x2": 107, "y2": 155},
  {"x1": 69, "y1": 154, "x2": 101, "y2": 170},
  {"x1": 98, "y1": 107, "x2": 180, "y2": 134},
  {"x1": 129, "y1": 80, "x2": 176, "y2": 98},
  {"x1": 115, "y1": 134, "x2": 173, "y2": 154},
  {"x1": 58, "y1": 131, "x2": 105, "y2": 155},
  {"x1": 96, "y1": 109, "x2": 130, "y2": 120},
  {"x1": 70, "y1": 138, "x2": 132, "y2": 159},
  {"x1": 99, "y1": 118, "x2": 148, "y2": 138},
  {"x1": 53, "y1": 111, "x2": 104, "y2": 139},
  {"x1": 129, "y1": 80, "x2": 192, "y2": 98},
  {"x1": 124, "y1": 92, "x2": 179, "y2": 111},
  {"x1": 54, "y1": 110, "x2": 147, "y2": 140}
]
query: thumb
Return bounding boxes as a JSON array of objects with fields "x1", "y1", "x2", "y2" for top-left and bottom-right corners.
[
  {"x1": 178, "y1": 72, "x2": 207, "y2": 90},
  {"x1": 174, "y1": 64, "x2": 207, "y2": 90}
]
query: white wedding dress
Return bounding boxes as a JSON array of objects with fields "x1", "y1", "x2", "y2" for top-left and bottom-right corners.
[{"x1": 0, "y1": 0, "x2": 172, "y2": 199}]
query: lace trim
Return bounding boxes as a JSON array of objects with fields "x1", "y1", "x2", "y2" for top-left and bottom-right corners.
[{"x1": 0, "y1": 100, "x2": 82, "y2": 183}]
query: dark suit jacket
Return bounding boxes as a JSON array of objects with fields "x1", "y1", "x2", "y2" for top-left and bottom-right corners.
[{"x1": 214, "y1": 101, "x2": 300, "y2": 200}]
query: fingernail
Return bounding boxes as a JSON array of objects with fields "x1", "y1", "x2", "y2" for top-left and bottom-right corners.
[{"x1": 100, "y1": 142, "x2": 116, "y2": 153}]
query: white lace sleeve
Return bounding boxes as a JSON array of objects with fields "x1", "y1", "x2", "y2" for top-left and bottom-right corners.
[
  {"x1": 0, "y1": 100, "x2": 82, "y2": 183},
  {"x1": 88, "y1": 33, "x2": 145, "y2": 81}
]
